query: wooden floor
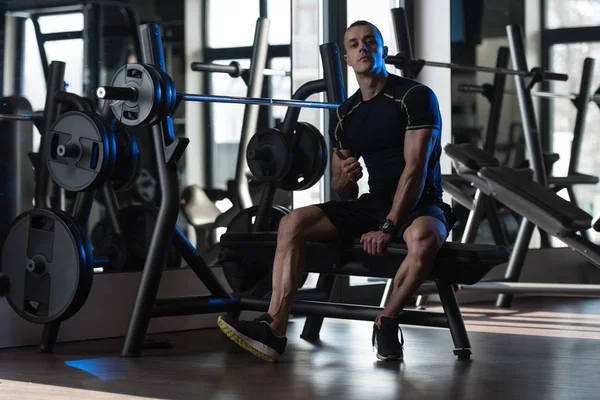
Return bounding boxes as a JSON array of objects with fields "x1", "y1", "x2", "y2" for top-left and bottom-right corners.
[{"x1": 1, "y1": 296, "x2": 600, "y2": 400}]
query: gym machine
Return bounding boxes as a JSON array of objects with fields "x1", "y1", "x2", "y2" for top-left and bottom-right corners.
[{"x1": 94, "y1": 22, "x2": 510, "y2": 360}]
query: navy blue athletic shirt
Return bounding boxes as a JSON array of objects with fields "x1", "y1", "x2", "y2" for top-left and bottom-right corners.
[{"x1": 329, "y1": 73, "x2": 443, "y2": 208}]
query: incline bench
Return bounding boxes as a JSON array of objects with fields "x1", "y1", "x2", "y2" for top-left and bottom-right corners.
[{"x1": 219, "y1": 233, "x2": 509, "y2": 360}]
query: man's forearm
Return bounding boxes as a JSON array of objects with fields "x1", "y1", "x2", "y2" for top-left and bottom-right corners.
[
  {"x1": 332, "y1": 175, "x2": 359, "y2": 200},
  {"x1": 386, "y1": 168, "x2": 425, "y2": 224}
]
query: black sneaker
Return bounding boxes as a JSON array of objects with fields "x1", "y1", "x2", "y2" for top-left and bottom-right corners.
[
  {"x1": 372, "y1": 315, "x2": 404, "y2": 361},
  {"x1": 217, "y1": 313, "x2": 287, "y2": 362}
]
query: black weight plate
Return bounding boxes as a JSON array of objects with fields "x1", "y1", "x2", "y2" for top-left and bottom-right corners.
[
  {"x1": 222, "y1": 205, "x2": 290, "y2": 294},
  {"x1": 46, "y1": 112, "x2": 109, "y2": 191},
  {"x1": 280, "y1": 122, "x2": 328, "y2": 191},
  {"x1": 90, "y1": 205, "x2": 181, "y2": 271},
  {"x1": 1, "y1": 209, "x2": 94, "y2": 324},
  {"x1": 46, "y1": 111, "x2": 115, "y2": 192},
  {"x1": 109, "y1": 64, "x2": 159, "y2": 127},
  {"x1": 111, "y1": 122, "x2": 143, "y2": 192},
  {"x1": 246, "y1": 128, "x2": 292, "y2": 182}
]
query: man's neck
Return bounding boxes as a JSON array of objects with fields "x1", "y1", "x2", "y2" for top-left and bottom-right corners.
[{"x1": 356, "y1": 70, "x2": 389, "y2": 101}]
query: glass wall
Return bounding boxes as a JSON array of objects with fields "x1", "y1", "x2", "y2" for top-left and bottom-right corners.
[{"x1": 543, "y1": 0, "x2": 600, "y2": 244}]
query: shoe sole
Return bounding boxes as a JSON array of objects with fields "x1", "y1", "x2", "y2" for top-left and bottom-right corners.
[
  {"x1": 374, "y1": 342, "x2": 404, "y2": 362},
  {"x1": 217, "y1": 316, "x2": 279, "y2": 363}
]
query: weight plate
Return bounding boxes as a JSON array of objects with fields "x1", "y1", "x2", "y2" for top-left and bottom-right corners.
[
  {"x1": 246, "y1": 128, "x2": 292, "y2": 182},
  {"x1": 222, "y1": 205, "x2": 295, "y2": 295},
  {"x1": 90, "y1": 205, "x2": 181, "y2": 271},
  {"x1": 112, "y1": 122, "x2": 143, "y2": 192},
  {"x1": 109, "y1": 64, "x2": 161, "y2": 127},
  {"x1": 46, "y1": 111, "x2": 115, "y2": 192},
  {"x1": 280, "y1": 122, "x2": 328, "y2": 191},
  {"x1": 156, "y1": 68, "x2": 177, "y2": 120},
  {"x1": 1, "y1": 209, "x2": 94, "y2": 324}
]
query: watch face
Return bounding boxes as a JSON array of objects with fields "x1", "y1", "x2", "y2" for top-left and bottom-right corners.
[{"x1": 380, "y1": 219, "x2": 394, "y2": 232}]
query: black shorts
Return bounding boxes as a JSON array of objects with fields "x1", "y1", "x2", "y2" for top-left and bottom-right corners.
[{"x1": 315, "y1": 194, "x2": 456, "y2": 245}]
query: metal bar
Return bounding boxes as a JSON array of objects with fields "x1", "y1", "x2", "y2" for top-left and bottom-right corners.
[
  {"x1": 235, "y1": 18, "x2": 270, "y2": 212},
  {"x1": 506, "y1": 24, "x2": 547, "y2": 186},
  {"x1": 152, "y1": 296, "x2": 240, "y2": 318},
  {"x1": 39, "y1": 320, "x2": 61, "y2": 353},
  {"x1": 101, "y1": 183, "x2": 122, "y2": 235},
  {"x1": 0, "y1": 113, "x2": 43, "y2": 121},
  {"x1": 190, "y1": 61, "x2": 289, "y2": 77},
  {"x1": 171, "y1": 226, "x2": 232, "y2": 299},
  {"x1": 35, "y1": 61, "x2": 65, "y2": 209},
  {"x1": 71, "y1": 190, "x2": 95, "y2": 228},
  {"x1": 483, "y1": 46, "x2": 510, "y2": 153},
  {"x1": 386, "y1": 55, "x2": 568, "y2": 81},
  {"x1": 459, "y1": 84, "x2": 600, "y2": 102},
  {"x1": 239, "y1": 297, "x2": 449, "y2": 328},
  {"x1": 41, "y1": 31, "x2": 83, "y2": 41},
  {"x1": 436, "y1": 281, "x2": 471, "y2": 354},
  {"x1": 31, "y1": 17, "x2": 49, "y2": 83},
  {"x1": 301, "y1": 275, "x2": 338, "y2": 339},
  {"x1": 496, "y1": 219, "x2": 536, "y2": 308},
  {"x1": 391, "y1": 7, "x2": 416, "y2": 78},
  {"x1": 121, "y1": 23, "x2": 180, "y2": 358},
  {"x1": 461, "y1": 189, "x2": 489, "y2": 244},
  {"x1": 98, "y1": 88, "x2": 339, "y2": 109},
  {"x1": 320, "y1": 43, "x2": 347, "y2": 105},
  {"x1": 459, "y1": 281, "x2": 600, "y2": 295},
  {"x1": 568, "y1": 57, "x2": 595, "y2": 174},
  {"x1": 179, "y1": 93, "x2": 338, "y2": 109}
]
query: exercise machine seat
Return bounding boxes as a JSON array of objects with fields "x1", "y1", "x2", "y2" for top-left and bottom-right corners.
[
  {"x1": 478, "y1": 166, "x2": 592, "y2": 236},
  {"x1": 443, "y1": 143, "x2": 499, "y2": 171},
  {"x1": 219, "y1": 233, "x2": 509, "y2": 285},
  {"x1": 180, "y1": 184, "x2": 222, "y2": 228}
]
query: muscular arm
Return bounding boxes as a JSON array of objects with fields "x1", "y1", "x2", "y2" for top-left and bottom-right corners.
[
  {"x1": 385, "y1": 128, "x2": 435, "y2": 224},
  {"x1": 332, "y1": 148, "x2": 359, "y2": 200}
]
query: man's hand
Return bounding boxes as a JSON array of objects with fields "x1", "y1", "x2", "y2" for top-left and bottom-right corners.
[
  {"x1": 360, "y1": 231, "x2": 393, "y2": 256},
  {"x1": 335, "y1": 149, "x2": 363, "y2": 184}
]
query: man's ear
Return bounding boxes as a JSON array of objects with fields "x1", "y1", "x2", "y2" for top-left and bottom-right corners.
[
  {"x1": 383, "y1": 45, "x2": 389, "y2": 59},
  {"x1": 343, "y1": 53, "x2": 349, "y2": 65}
]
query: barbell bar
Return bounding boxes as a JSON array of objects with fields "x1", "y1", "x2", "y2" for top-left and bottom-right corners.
[
  {"x1": 191, "y1": 61, "x2": 291, "y2": 77},
  {"x1": 96, "y1": 86, "x2": 340, "y2": 110},
  {"x1": 458, "y1": 83, "x2": 600, "y2": 103},
  {"x1": 385, "y1": 54, "x2": 569, "y2": 81},
  {"x1": 0, "y1": 112, "x2": 43, "y2": 122}
]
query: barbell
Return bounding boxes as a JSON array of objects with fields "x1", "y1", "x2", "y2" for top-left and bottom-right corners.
[
  {"x1": 385, "y1": 54, "x2": 569, "y2": 82},
  {"x1": 0, "y1": 112, "x2": 43, "y2": 122},
  {"x1": 96, "y1": 63, "x2": 339, "y2": 127},
  {"x1": 458, "y1": 83, "x2": 600, "y2": 103}
]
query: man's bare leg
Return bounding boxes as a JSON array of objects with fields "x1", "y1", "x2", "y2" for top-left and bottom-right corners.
[
  {"x1": 380, "y1": 216, "x2": 448, "y2": 319},
  {"x1": 267, "y1": 205, "x2": 338, "y2": 336}
]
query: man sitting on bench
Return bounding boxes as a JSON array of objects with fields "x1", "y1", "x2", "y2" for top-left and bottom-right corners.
[{"x1": 218, "y1": 20, "x2": 455, "y2": 363}]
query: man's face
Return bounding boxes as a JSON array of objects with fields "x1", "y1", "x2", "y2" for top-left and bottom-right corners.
[{"x1": 343, "y1": 24, "x2": 388, "y2": 74}]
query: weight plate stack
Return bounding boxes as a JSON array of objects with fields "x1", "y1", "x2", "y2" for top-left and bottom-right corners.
[
  {"x1": 46, "y1": 111, "x2": 116, "y2": 192},
  {"x1": 280, "y1": 122, "x2": 328, "y2": 191},
  {"x1": 0, "y1": 209, "x2": 94, "y2": 324}
]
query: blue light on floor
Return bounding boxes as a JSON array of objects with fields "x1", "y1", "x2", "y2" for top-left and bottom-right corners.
[{"x1": 65, "y1": 358, "x2": 123, "y2": 381}]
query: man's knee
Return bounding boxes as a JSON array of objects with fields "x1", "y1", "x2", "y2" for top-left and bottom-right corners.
[{"x1": 404, "y1": 218, "x2": 447, "y2": 271}]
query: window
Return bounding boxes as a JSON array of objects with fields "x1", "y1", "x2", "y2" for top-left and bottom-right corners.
[
  {"x1": 549, "y1": 42, "x2": 600, "y2": 244},
  {"x1": 209, "y1": 59, "x2": 252, "y2": 187},
  {"x1": 545, "y1": 0, "x2": 600, "y2": 29},
  {"x1": 268, "y1": 0, "x2": 292, "y2": 45},
  {"x1": 207, "y1": 0, "x2": 260, "y2": 48},
  {"x1": 38, "y1": 13, "x2": 84, "y2": 33}
]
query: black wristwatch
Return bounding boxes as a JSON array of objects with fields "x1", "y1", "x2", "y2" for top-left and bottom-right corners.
[{"x1": 379, "y1": 219, "x2": 395, "y2": 234}]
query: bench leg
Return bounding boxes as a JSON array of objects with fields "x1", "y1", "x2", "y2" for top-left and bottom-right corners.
[
  {"x1": 300, "y1": 275, "x2": 337, "y2": 340},
  {"x1": 435, "y1": 280, "x2": 472, "y2": 360}
]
